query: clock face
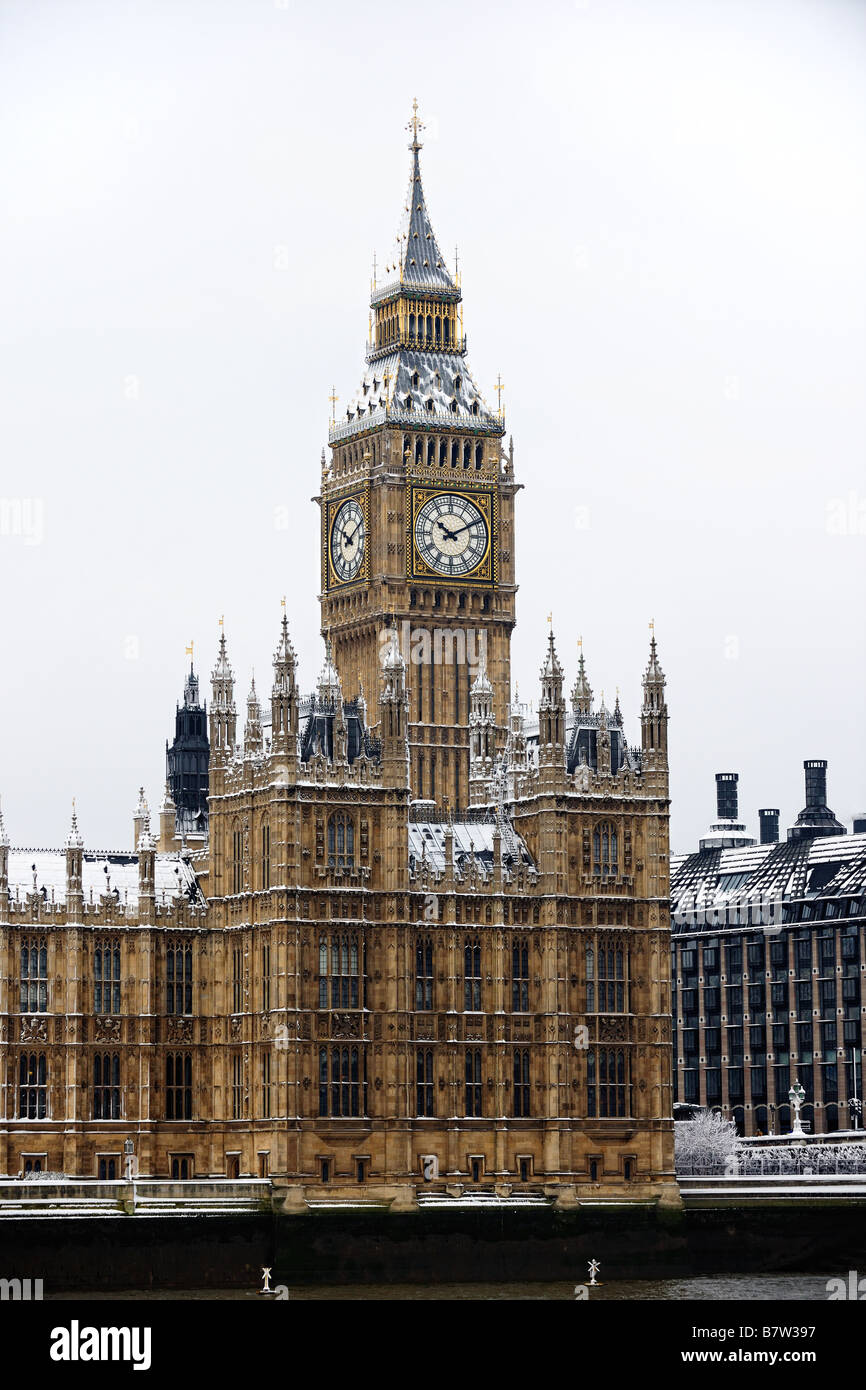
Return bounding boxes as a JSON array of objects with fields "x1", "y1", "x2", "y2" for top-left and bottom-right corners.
[
  {"x1": 329, "y1": 497, "x2": 366, "y2": 584},
  {"x1": 413, "y1": 492, "x2": 489, "y2": 577}
]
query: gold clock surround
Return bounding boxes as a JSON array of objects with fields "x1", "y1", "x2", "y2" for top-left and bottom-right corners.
[
  {"x1": 324, "y1": 486, "x2": 371, "y2": 591},
  {"x1": 407, "y1": 484, "x2": 497, "y2": 587}
]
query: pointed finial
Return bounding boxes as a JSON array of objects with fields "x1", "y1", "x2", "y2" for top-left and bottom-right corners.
[
  {"x1": 328, "y1": 386, "x2": 339, "y2": 424},
  {"x1": 218, "y1": 614, "x2": 224, "y2": 629},
  {"x1": 185, "y1": 640, "x2": 194, "y2": 663},
  {"x1": 66, "y1": 798, "x2": 83, "y2": 849},
  {"x1": 280, "y1": 595, "x2": 286, "y2": 609},
  {"x1": 0, "y1": 795, "x2": 8, "y2": 848},
  {"x1": 494, "y1": 373, "x2": 505, "y2": 417},
  {"x1": 407, "y1": 97, "x2": 425, "y2": 150},
  {"x1": 547, "y1": 611, "x2": 553, "y2": 627}
]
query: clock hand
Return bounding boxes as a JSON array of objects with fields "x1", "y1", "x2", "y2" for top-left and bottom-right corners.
[{"x1": 435, "y1": 520, "x2": 459, "y2": 541}]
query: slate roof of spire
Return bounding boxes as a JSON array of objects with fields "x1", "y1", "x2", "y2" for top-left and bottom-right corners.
[
  {"x1": 331, "y1": 127, "x2": 504, "y2": 446},
  {"x1": 372, "y1": 140, "x2": 458, "y2": 302}
]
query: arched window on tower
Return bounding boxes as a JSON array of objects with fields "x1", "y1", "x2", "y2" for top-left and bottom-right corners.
[
  {"x1": 415, "y1": 937, "x2": 434, "y2": 1010},
  {"x1": 93, "y1": 1053, "x2": 121, "y2": 1119},
  {"x1": 512, "y1": 939, "x2": 529, "y2": 1012},
  {"x1": 231, "y1": 819, "x2": 243, "y2": 894},
  {"x1": 464, "y1": 940, "x2": 482, "y2": 1011},
  {"x1": 592, "y1": 822, "x2": 618, "y2": 878},
  {"x1": 443, "y1": 316, "x2": 450, "y2": 346},
  {"x1": 261, "y1": 820, "x2": 270, "y2": 890},
  {"x1": 327, "y1": 812, "x2": 355, "y2": 870}
]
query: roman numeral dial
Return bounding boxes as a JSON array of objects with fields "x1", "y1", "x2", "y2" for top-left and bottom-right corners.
[
  {"x1": 329, "y1": 496, "x2": 367, "y2": 584},
  {"x1": 413, "y1": 492, "x2": 490, "y2": 578}
]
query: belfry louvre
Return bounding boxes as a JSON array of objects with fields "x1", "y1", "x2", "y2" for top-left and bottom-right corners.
[{"x1": 0, "y1": 112, "x2": 678, "y2": 1208}]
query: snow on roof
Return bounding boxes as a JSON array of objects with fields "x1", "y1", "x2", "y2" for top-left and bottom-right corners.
[
  {"x1": 408, "y1": 817, "x2": 534, "y2": 875},
  {"x1": 6, "y1": 849, "x2": 203, "y2": 910},
  {"x1": 671, "y1": 830, "x2": 866, "y2": 923}
]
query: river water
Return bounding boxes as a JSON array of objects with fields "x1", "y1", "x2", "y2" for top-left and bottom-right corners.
[{"x1": 57, "y1": 1273, "x2": 834, "y2": 1300}]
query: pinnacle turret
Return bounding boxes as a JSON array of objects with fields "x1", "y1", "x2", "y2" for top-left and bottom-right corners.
[
  {"x1": 66, "y1": 800, "x2": 83, "y2": 849},
  {"x1": 641, "y1": 627, "x2": 668, "y2": 771},
  {"x1": 244, "y1": 675, "x2": 264, "y2": 756},
  {"x1": 570, "y1": 646, "x2": 593, "y2": 717},
  {"x1": 209, "y1": 627, "x2": 237, "y2": 757}
]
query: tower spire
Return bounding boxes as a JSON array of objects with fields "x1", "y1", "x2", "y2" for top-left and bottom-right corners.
[
  {"x1": 570, "y1": 641, "x2": 593, "y2": 717},
  {"x1": 641, "y1": 624, "x2": 668, "y2": 777},
  {"x1": 209, "y1": 627, "x2": 237, "y2": 759}
]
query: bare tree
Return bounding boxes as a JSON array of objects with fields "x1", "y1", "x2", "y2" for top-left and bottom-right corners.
[{"x1": 675, "y1": 1108, "x2": 738, "y2": 1174}]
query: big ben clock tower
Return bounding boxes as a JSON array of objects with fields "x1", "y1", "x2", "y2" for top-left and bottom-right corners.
[{"x1": 318, "y1": 102, "x2": 519, "y2": 811}]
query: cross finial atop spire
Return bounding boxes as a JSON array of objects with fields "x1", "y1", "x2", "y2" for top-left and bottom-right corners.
[{"x1": 407, "y1": 97, "x2": 424, "y2": 150}]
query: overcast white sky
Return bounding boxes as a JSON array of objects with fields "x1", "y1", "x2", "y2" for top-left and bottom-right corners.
[{"x1": 1, "y1": 0, "x2": 864, "y2": 855}]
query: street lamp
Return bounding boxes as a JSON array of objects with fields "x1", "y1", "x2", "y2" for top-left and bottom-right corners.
[{"x1": 788, "y1": 1080, "x2": 807, "y2": 1141}]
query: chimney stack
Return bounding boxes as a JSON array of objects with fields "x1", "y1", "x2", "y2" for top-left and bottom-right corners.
[
  {"x1": 854, "y1": 814, "x2": 866, "y2": 835},
  {"x1": 788, "y1": 759, "x2": 845, "y2": 842},
  {"x1": 715, "y1": 772, "x2": 739, "y2": 821},
  {"x1": 699, "y1": 771, "x2": 755, "y2": 850},
  {"x1": 759, "y1": 808, "x2": 779, "y2": 845},
  {"x1": 804, "y1": 759, "x2": 827, "y2": 809}
]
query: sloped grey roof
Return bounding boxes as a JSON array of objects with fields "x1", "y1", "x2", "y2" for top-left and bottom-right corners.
[
  {"x1": 342, "y1": 349, "x2": 499, "y2": 434},
  {"x1": 670, "y1": 831, "x2": 866, "y2": 930}
]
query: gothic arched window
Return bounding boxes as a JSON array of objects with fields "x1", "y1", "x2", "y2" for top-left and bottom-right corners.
[
  {"x1": 327, "y1": 813, "x2": 355, "y2": 870},
  {"x1": 592, "y1": 821, "x2": 618, "y2": 878},
  {"x1": 319, "y1": 932, "x2": 361, "y2": 1008},
  {"x1": 166, "y1": 940, "x2": 193, "y2": 1015},
  {"x1": 513, "y1": 1049, "x2": 531, "y2": 1116},
  {"x1": 231, "y1": 820, "x2": 243, "y2": 894},
  {"x1": 18, "y1": 1052, "x2": 47, "y2": 1119},
  {"x1": 512, "y1": 939, "x2": 529, "y2": 1012},
  {"x1": 93, "y1": 1053, "x2": 121, "y2": 1119},
  {"x1": 319, "y1": 1045, "x2": 366, "y2": 1117},
  {"x1": 20, "y1": 938, "x2": 48, "y2": 1013},
  {"x1": 464, "y1": 940, "x2": 482, "y2": 1011},
  {"x1": 261, "y1": 819, "x2": 271, "y2": 890},
  {"x1": 465, "y1": 1049, "x2": 482, "y2": 1116},
  {"x1": 417, "y1": 1049, "x2": 434, "y2": 1116},
  {"x1": 166, "y1": 1052, "x2": 192, "y2": 1120},
  {"x1": 416, "y1": 937, "x2": 434, "y2": 1010},
  {"x1": 94, "y1": 939, "x2": 121, "y2": 1014}
]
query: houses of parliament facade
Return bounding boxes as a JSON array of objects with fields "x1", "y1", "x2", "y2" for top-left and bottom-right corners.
[{"x1": 0, "y1": 111, "x2": 678, "y2": 1208}]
